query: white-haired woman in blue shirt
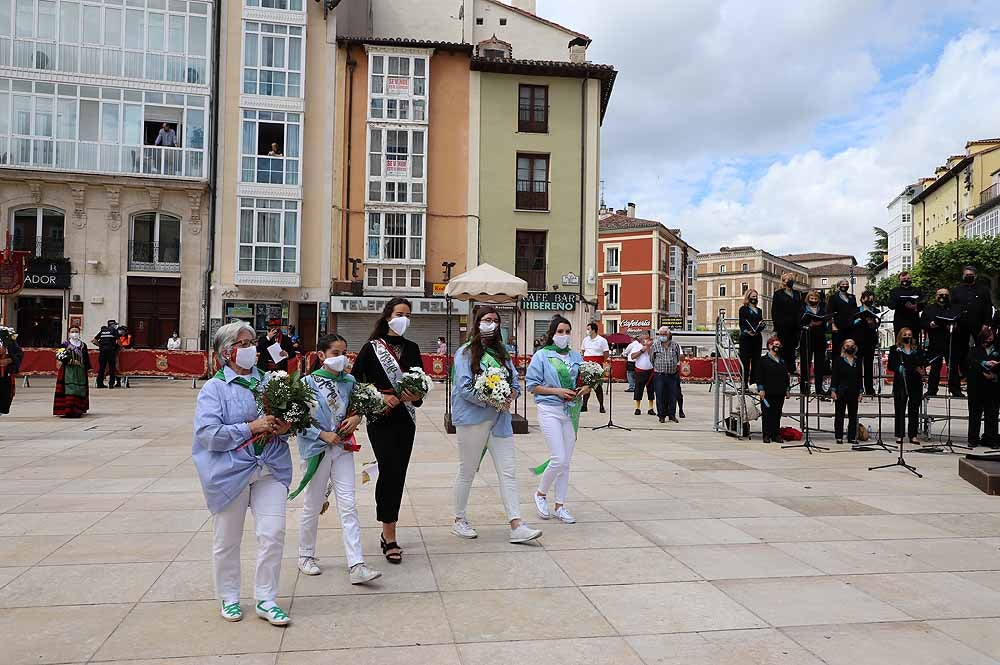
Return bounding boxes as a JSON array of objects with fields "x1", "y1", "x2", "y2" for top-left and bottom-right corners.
[{"x1": 192, "y1": 321, "x2": 292, "y2": 626}]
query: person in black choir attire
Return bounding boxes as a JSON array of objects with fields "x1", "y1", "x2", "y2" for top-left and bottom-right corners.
[
  {"x1": 755, "y1": 336, "x2": 789, "y2": 444},
  {"x1": 351, "y1": 297, "x2": 423, "y2": 565},
  {"x1": 853, "y1": 290, "x2": 880, "y2": 395},
  {"x1": 799, "y1": 289, "x2": 829, "y2": 395},
  {"x1": 771, "y1": 273, "x2": 802, "y2": 373},
  {"x1": 828, "y1": 279, "x2": 857, "y2": 357},
  {"x1": 888, "y1": 327, "x2": 926, "y2": 444},
  {"x1": 888, "y1": 271, "x2": 922, "y2": 340},
  {"x1": 738, "y1": 289, "x2": 764, "y2": 389},
  {"x1": 831, "y1": 339, "x2": 863, "y2": 447},
  {"x1": 951, "y1": 265, "x2": 995, "y2": 398},
  {"x1": 921, "y1": 288, "x2": 961, "y2": 397},
  {"x1": 967, "y1": 327, "x2": 1000, "y2": 449}
]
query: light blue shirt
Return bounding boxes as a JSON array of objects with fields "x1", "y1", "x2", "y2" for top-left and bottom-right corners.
[
  {"x1": 526, "y1": 348, "x2": 582, "y2": 409},
  {"x1": 450, "y1": 346, "x2": 521, "y2": 437},
  {"x1": 192, "y1": 365, "x2": 293, "y2": 514},
  {"x1": 298, "y1": 372, "x2": 355, "y2": 460}
]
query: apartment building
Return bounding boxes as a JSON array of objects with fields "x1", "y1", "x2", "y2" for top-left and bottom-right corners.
[{"x1": 886, "y1": 182, "x2": 924, "y2": 274}]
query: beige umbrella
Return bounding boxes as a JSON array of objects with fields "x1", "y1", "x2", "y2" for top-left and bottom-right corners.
[{"x1": 444, "y1": 263, "x2": 528, "y2": 303}]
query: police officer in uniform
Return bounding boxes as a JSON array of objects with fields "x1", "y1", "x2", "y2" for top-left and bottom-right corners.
[{"x1": 93, "y1": 320, "x2": 120, "y2": 388}]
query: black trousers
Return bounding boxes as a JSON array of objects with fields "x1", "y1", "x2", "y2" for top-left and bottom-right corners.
[
  {"x1": 633, "y1": 369, "x2": 654, "y2": 402},
  {"x1": 0, "y1": 375, "x2": 13, "y2": 414},
  {"x1": 893, "y1": 375, "x2": 922, "y2": 439},
  {"x1": 968, "y1": 382, "x2": 999, "y2": 445},
  {"x1": 97, "y1": 349, "x2": 118, "y2": 387},
  {"x1": 761, "y1": 392, "x2": 785, "y2": 438},
  {"x1": 653, "y1": 372, "x2": 680, "y2": 418},
  {"x1": 858, "y1": 347, "x2": 876, "y2": 394},
  {"x1": 834, "y1": 395, "x2": 859, "y2": 441},
  {"x1": 927, "y1": 341, "x2": 962, "y2": 395},
  {"x1": 368, "y1": 417, "x2": 415, "y2": 524},
  {"x1": 739, "y1": 334, "x2": 762, "y2": 388},
  {"x1": 775, "y1": 326, "x2": 799, "y2": 371},
  {"x1": 955, "y1": 326, "x2": 977, "y2": 387},
  {"x1": 582, "y1": 382, "x2": 604, "y2": 410},
  {"x1": 799, "y1": 326, "x2": 827, "y2": 395}
]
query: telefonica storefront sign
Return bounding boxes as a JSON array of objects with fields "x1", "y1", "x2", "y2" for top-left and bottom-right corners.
[{"x1": 330, "y1": 297, "x2": 469, "y2": 315}]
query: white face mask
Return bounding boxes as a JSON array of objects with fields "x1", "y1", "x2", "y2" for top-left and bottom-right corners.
[
  {"x1": 552, "y1": 333, "x2": 571, "y2": 349},
  {"x1": 387, "y1": 316, "x2": 410, "y2": 336},
  {"x1": 233, "y1": 345, "x2": 258, "y2": 370},
  {"x1": 324, "y1": 355, "x2": 348, "y2": 372},
  {"x1": 69, "y1": 332, "x2": 80, "y2": 341},
  {"x1": 479, "y1": 321, "x2": 498, "y2": 337}
]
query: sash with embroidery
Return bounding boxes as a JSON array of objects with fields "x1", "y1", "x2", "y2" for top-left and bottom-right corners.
[
  {"x1": 531, "y1": 346, "x2": 580, "y2": 476},
  {"x1": 288, "y1": 369, "x2": 357, "y2": 501},
  {"x1": 372, "y1": 339, "x2": 415, "y2": 422}
]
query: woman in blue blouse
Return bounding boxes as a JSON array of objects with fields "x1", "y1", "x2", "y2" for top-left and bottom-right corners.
[
  {"x1": 526, "y1": 316, "x2": 591, "y2": 524},
  {"x1": 192, "y1": 321, "x2": 292, "y2": 626},
  {"x1": 451, "y1": 306, "x2": 540, "y2": 543}
]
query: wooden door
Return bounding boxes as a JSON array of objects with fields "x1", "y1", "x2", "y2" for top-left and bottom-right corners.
[
  {"x1": 297, "y1": 303, "x2": 317, "y2": 352},
  {"x1": 127, "y1": 277, "x2": 180, "y2": 349}
]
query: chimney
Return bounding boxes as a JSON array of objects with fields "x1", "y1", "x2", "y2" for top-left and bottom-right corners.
[
  {"x1": 511, "y1": 0, "x2": 536, "y2": 14},
  {"x1": 569, "y1": 43, "x2": 587, "y2": 63},
  {"x1": 627, "y1": 202, "x2": 636, "y2": 218}
]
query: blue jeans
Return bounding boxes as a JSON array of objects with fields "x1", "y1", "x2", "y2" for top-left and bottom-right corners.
[{"x1": 653, "y1": 372, "x2": 680, "y2": 418}]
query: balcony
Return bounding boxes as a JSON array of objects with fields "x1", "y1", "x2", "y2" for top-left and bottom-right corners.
[
  {"x1": 13, "y1": 238, "x2": 65, "y2": 260},
  {"x1": 241, "y1": 156, "x2": 299, "y2": 186},
  {"x1": 129, "y1": 241, "x2": 181, "y2": 272},
  {"x1": 515, "y1": 180, "x2": 548, "y2": 211},
  {"x1": 0, "y1": 139, "x2": 205, "y2": 180},
  {"x1": 982, "y1": 183, "x2": 1000, "y2": 208}
]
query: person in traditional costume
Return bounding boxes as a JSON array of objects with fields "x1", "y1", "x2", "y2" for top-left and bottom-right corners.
[
  {"x1": 527, "y1": 315, "x2": 590, "y2": 525},
  {"x1": 0, "y1": 326, "x2": 23, "y2": 416},
  {"x1": 350, "y1": 297, "x2": 423, "y2": 565},
  {"x1": 451, "y1": 306, "x2": 540, "y2": 544},
  {"x1": 292, "y1": 333, "x2": 381, "y2": 584},
  {"x1": 192, "y1": 321, "x2": 292, "y2": 626},
  {"x1": 53, "y1": 325, "x2": 91, "y2": 417}
]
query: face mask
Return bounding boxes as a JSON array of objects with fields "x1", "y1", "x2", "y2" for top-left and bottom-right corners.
[
  {"x1": 69, "y1": 332, "x2": 80, "y2": 340},
  {"x1": 902, "y1": 337, "x2": 912, "y2": 344},
  {"x1": 901, "y1": 280, "x2": 912, "y2": 287},
  {"x1": 479, "y1": 321, "x2": 499, "y2": 337},
  {"x1": 771, "y1": 346, "x2": 782, "y2": 354},
  {"x1": 324, "y1": 355, "x2": 348, "y2": 372},
  {"x1": 937, "y1": 295, "x2": 948, "y2": 303},
  {"x1": 839, "y1": 286, "x2": 849, "y2": 292},
  {"x1": 964, "y1": 274, "x2": 976, "y2": 284},
  {"x1": 387, "y1": 316, "x2": 410, "y2": 336},
  {"x1": 749, "y1": 298, "x2": 758, "y2": 305},
  {"x1": 552, "y1": 333, "x2": 571, "y2": 349},
  {"x1": 658, "y1": 335, "x2": 670, "y2": 343},
  {"x1": 844, "y1": 346, "x2": 856, "y2": 355},
  {"x1": 233, "y1": 345, "x2": 257, "y2": 370},
  {"x1": 785, "y1": 280, "x2": 795, "y2": 288}
]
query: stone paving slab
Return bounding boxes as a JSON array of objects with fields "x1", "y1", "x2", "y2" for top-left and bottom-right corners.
[{"x1": 2, "y1": 378, "x2": 1000, "y2": 664}]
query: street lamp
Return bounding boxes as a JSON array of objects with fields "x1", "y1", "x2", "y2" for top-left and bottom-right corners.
[
  {"x1": 347, "y1": 257, "x2": 362, "y2": 280},
  {"x1": 442, "y1": 261, "x2": 456, "y2": 282}
]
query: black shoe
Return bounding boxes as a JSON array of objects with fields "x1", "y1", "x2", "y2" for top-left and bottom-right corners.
[
  {"x1": 969, "y1": 440, "x2": 980, "y2": 448},
  {"x1": 679, "y1": 410, "x2": 686, "y2": 419},
  {"x1": 925, "y1": 389, "x2": 938, "y2": 397},
  {"x1": 599, "y1": 407, "x2": 606, "y2": 414},
  {"x1": 647, "y1": 409, "x2": 656, "y2": 416},
  {"x1": 658, "y1": 417, "x2": 665, "y2": 423},
  {"x1": 836, "y1": 439, "x2": 843, "y2": 445},
  {"x1": 669, "y1": 417, "x2": 679, "y2": 423},
  {"x1": 774, "y1": 436, "x2": 785, "y2": 444},
  {"x1": 762, "y1": 436, "x2": 771, "y2": 444},
  {"x1": 634, "y1": 409, "x2": 641, "y2": 416},
  {"x1": 951, "y1": 390, "x2": 965, "y2": 398},
  {"x1": 580, "y1": 406, "x2": 588, "y2": 413},
  {"x1": 96, "y1": 384, "x2": 106, "y2": 389}
]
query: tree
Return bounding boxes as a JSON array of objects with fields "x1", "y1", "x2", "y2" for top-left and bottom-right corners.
[
  {"x1": 872, "y1": 272, "x2": 900, "y2": 305},
  {"x1": 867, "y1": 226, "x2": 888, "y2": 274},
  {"x1": 911, "y1": 236, "x2": 1000, "y2": 295}
]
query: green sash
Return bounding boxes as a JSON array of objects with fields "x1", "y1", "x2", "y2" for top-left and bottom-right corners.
[
  {"x1": 213, "y1": 369, "x2": 265, "y2": 455},
  {"x1": 288, "y1": 368, "x2": 352, "y2": 501},
  {"x1": 63, "y1": 362, "x2": 87, "y2": 397},
  {"x1": 532, "y1": 347, "x2": 579, "y2": 476},
  {"x1": 474, "y1": 346, "x2": 509, "y2": 470}
]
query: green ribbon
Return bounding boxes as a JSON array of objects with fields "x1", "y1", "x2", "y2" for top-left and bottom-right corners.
[
  {"x1": 288, "y1": 368, "x2": 352, "y2": 500},
  {"x1": 311, "y1": 367, "x2": 351, "y2": 382},
  {"x1": 214, "y1": 369, "x2": 265, "y2": 455},
  {"x1": 532, "y1": 348, "x2": 579, "y2": 475}
]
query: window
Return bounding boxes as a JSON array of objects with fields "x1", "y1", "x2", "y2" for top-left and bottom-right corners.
[
  {"x1": 669, "y1": 280, "x2": 680, "y2": 314},
  {"x1": 499, "y1": 17, "x2": 507, "y2": 25},
  {"x1": 516, "y1": 153, "x2": 549, "y2": 210},
  {"x1": 605, "y1": 246, "x2": 619, "y2": 273},
  {"x1": 366, "y1": 266, "x2": 423, "y2": 290},
  {"x1": 669, "y1": 245, "x2": 682, "y2": 278},
  {"x1": 475, "y1": 17, "x2": 484, "y2": 25},
  {"x1": 719, "y1": 264, "x2": 726, "y2": 273},
  {"x1": 130, "y1": 212, "x2": 180, "y2": 271},
  {"x1": 242, "y1": 23, "x2": 303, "y2": 98},
  {"x1": 741, "y1": 282, "x2": 748, "y2": 294},
  {"x1": 606, "y1": 282, "x2": 620, "y2": 310},
  {"x1": 821, "y1": 278, "x2": 828, "y2": 286},
  {"x1": 238, "y1": 198, "x2": 299, "y2": 274},
  {"x1": 12, "y1": 208, "x2": 64, "y2": 258},
  {"x1": 365, "y1": 212, "x2": 424, "y2": 263},
  {"x1": 742, "y1": 262, "x2": 749, "y2": 272},
  {"x1": 0, "y1": 79, "x2": 207, "y2": 177},
  {"x1": 518, "y1": 85, "x2": 547, "y2": 133},
  {"x1": 6, "y1": 0, "x2": 211, "y2": 84},
  {"x1": 246, "y1": 0, "x2": 303, "y2": 10},
  {"x1": 719, "y1": 284, "x2": 727, "y2": 297},
  {"x1": 515, "y1": 230, "x2": 547, "y2": 290},
  {"x1": 368, "y1": 52, "x2": 428, "y2": 122},
  {"x1": 240, "y1": 109, "x2": 300, "y2": 185},
  {"x1": 366, "y1": 127, "x2": 425, "y2": 204}
]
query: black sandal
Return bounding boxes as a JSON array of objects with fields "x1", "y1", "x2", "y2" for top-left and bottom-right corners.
[{"x1": 380, "y1": 534, "x2": 403, "y2": 564}]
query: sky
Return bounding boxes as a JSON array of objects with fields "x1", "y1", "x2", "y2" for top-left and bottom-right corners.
[{"x1": 537, "y1": 0, "x2": 1000, "y2": 261}]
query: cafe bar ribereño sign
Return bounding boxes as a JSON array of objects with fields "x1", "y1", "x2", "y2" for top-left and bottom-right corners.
[{"x1": 520, "y1": 291, "x2": 577, "y2": 311}]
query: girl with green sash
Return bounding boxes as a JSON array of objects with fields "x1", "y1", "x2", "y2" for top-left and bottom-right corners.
[
  {"x1": 294, "y1": 334, "x2": 381, "y2": 585},
  {"x1": 53, "y1": 325, "x2": 91, "y2": 418},
  {"x1": 451, "y1": 306, "x2": 541, "y2": 544},
  {"x1": 525, "y1": 316, "x2": 590, "y2": 524}
]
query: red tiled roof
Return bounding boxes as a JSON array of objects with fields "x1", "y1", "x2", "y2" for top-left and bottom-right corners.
[
  {"x1": 484, "y1": 0, "x2": 590, "y2": 43},
  {"x1": 598, "y1": 214, "x2": 697, "y2": 251},
  {"x1": 337, "y1": 36, "x2": 474, "y2": 52},
  {"x1": 471, "y1": 57, "x2": 617, "y2": 120},
  {"x1": 967, "y1": 138, "x2": 1000, "y2": 147},
  {"x1": 808, "y1": 263, "x2": 858, "y2": 277},
  {"x1": 781, "y1": 252, "x2": 854, "y2": 263}
]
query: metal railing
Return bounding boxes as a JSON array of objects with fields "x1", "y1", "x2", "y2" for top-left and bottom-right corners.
[
  {"x1": 515, "y1": 181, "x2": 548, "y2": 210},
  {"x1": 0, "y1": 139, "x2": 204, "y2": 179},
  {"x1": 9, "y1": 38, "x2": 207, "y2": 84},
  {"x1": 129, "y1": 241, "x2": 181, "y2": 272},
  {"x1": 981, "y1": 182, "x2": 1000, "y2": 207},
  {"x1": 12, "y1": 238, "x2": 64, "y2": 259}
]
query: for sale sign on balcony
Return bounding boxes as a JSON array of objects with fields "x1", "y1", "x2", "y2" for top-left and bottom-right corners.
[
  {"x1": 386, "y1": 158, "x2": 409, "y2": 177},
  {"x1": 387, "y1": 77, "x2": 410, "y2": 94}
]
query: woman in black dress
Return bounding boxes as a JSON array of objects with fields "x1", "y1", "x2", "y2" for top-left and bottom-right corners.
[
  {"x1": 831, "y1": 338, "x2": 863, "y2": 446},
  {"x1": 755, "y1": 336, "x2": 790, "y2": 444},
  {"x1": 739, "y1": 289, "x2": 764, "y2": 389},
  {"x1": 351, "y1": 297, "x2": 423, "y2": 564},
  {"x1": 967, "y1": 327, "x2": 1000, "y2": 448},
  {"x1": 888, "y1": 327, "x2": 925, "y2": 444},
  {"x1": 800, "y1": 290, "x2": 829, "y2": 395}
]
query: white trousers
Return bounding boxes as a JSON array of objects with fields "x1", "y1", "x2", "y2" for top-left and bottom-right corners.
[
  {"x1": 212, "y1": 468, "x2": 286, "y2": 603},
  {"x1": 454, "y1": 419, "x2": 521, "y2": 522},
  {"x1": 536, "y1": 403, "x2": 577, "y2": 504},
  {"x1": 298, "y1": 444, "x2": 364, "y2": 568}
]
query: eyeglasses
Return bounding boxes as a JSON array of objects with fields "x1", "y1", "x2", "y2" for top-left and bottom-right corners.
[{"x1": 233, "y1": 339, "x2": 255, "y2": 348}]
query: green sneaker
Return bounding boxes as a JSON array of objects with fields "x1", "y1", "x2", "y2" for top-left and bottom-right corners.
[
  {"x1": 255, "y1": 601, "x2": 290, "y2": 626},
  {"x1": 220, "y1": 601, "x2": 242, "y2": 622}
]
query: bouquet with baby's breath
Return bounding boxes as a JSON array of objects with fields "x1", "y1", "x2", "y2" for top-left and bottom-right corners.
[
  {"x1": 578, "y1": 361, "x2": 606, "y2": 390},
  {"x1": 397, "y1": 367, "x2": 433, "y2": 398},
  {"x1": 258, "y1": 371, "x2": 318, "y2": 435},
  {"x1": 349, "y1": 382, "x2": 386, "y2": 422}
]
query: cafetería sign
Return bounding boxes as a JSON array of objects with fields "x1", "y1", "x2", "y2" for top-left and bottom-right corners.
[
  {"x1": 620, "y1": 319, "x2": 652, "y2": 330},
  {"x1": 520, "y1": 291, "x2": 577, "y2": 311}
]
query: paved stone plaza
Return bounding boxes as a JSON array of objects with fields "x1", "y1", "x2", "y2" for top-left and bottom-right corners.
[{"x1": 4, "y1": 379, "x2": 1000, "y2": 664}]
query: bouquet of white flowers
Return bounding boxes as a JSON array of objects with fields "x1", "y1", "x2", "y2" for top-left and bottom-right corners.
[
  {"x1": 473, "y1": 366, "x2": 512, "y2": 411},
  {"x1": 349, "y1": 382, "x2": 387, "y2": 421},
  {"x1": 258, "y1": 370, "x2": 317, "y2": 435},
  {"x1": 397, "y1": 366, "x2": 433, "y2": 398},
  {"x1": 578, "y1": 360, "x2": 606, "y2": 390}
]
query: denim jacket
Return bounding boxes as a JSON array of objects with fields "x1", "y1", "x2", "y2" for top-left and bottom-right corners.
[
  {"x1": 298, "y1": 372, "x2": 356, "y2": 460},
  {"x1": 450, "y1": 346, "x2": 521, "y2": 437},
  {"x1": 526, "y1": 348, "x2": 582, "y2": 408}
]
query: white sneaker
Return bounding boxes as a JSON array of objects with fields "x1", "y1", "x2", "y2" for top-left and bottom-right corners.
[
  {"x1": 509, "y1": 523, "x2": 542, "y2": 543},
  {"x1": 220, "y1": 601, "x2": 242, "y2": 622},
  {"x1": 349, "y1": 562, "x2": 382, "y2": 585},
  {"x1": 534, "y1": 493, "x2": 550, "y2": 520},
  {"x1": 452, "y1": 518, "x2": 478, "y2": 539},
  {"x1": 298, "y1": 556, "x2": 321, "y2": 576},
  {"x1": 554, "y1": 506, "x2": 577, "y2": 524},
  {"x1": 255, "y1": 600, "x2": 290, "y2": 626}
]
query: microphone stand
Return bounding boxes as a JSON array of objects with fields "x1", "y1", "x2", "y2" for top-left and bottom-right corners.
[
  {"x1": 869, "y1": 355, "x2": 921, "y2": 477},
  {"x1": 784, "y1": 317, "x2": 827, "y2": 454},
  {"x1": 593, "y1": 358, "x2": 629, "y2": 432}
]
